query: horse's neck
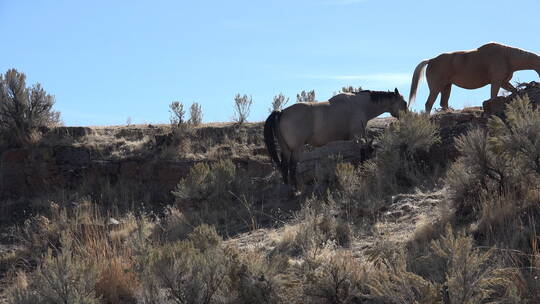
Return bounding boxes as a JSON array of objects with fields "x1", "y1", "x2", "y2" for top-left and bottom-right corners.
[
  {"x1": 363, "y1": 100, "x2": 388, "y2": 120},
  {"x1": 507, "y1": 48, "x2": 540, "y2": 71}
]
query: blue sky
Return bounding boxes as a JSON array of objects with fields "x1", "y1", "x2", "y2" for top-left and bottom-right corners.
[{"x1": 1, "y1": 0, "x2": 539, "y2": 126}]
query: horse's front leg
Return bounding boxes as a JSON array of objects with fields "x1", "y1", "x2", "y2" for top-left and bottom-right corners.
[
  {"x1": 350, "y1": 120, "x2": 367, "y2": 143},
  {"x1": 490, "y1": 81, "x2": 502, "y2": 99}
]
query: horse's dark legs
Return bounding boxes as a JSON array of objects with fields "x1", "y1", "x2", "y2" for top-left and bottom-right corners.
[
  {"x1": 288, "y1": 150, "x2": 300, "y2": 190},
  {"x1": 289, "y1": 159, "x2": 297, "y2": 189},
  {"x1": 280, "y1": 152, "x2": 289, "y2": 185}
]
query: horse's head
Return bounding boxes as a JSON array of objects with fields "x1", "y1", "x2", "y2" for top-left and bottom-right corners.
[{"x1": 389, "y1": 88, "x2": 407, "y2": 118}]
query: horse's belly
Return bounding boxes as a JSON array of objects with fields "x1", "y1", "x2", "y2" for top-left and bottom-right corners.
[
  {"x1": 452, "y1": 73, "x2": 490, "y2": 89},
  {"x1": 309, "y1": 133, "x2": 348, "y2": 147}
]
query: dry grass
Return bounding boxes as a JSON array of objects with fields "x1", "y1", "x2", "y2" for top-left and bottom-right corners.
[{"x1": 3, "y1": 92, "x2": 540, "y2": 303}]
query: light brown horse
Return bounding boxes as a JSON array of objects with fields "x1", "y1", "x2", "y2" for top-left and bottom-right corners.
[
  {"x1": 409, "y1": 42, "x2": 540, "y2": 113},
  {"x1": 264, "y1": 89, "x2": 407, "y2": 187}
]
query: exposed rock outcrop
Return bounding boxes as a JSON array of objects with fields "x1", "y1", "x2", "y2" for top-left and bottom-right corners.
[{"x1": 483, "y1": 81, "x2": 540, "y2": 116}]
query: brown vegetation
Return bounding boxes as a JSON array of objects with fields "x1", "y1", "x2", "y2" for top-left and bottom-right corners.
[{"x1": 1, "y1": 82, "x2": 540, "y2": 303}]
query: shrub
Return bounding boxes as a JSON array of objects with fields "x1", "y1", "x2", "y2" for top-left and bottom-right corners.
[
  {"x1": 334, "y1": 111, "x2": 439, "y2": 212},
  {"x1": 169, "y1": 101, "x2": 185, "y2": 126},
  {"x1": 173, "y1": 160, "x2": 236, "y2": 208},
  {"x1": 446, "y1": 96, "x2": 540, "y2": 219},
  {"x1": 0, "y1": 68, "x2": 61, "y2": 147},
  {"x1": 476, "y1": 192, "x2": 540, "y2": 252},
  {"x1": 188, "y1": 102, "x2": 203, "y2": 126},
  {"x1": 296, "y1": 90, "x2": 316, "y2": 103},
  {"x1": 368, "y1": 250, "x2": 441, "y2": 304},
  {"x1": 375, "y1": 110, "x2": 440, "y2": 191},
  {"x1": 488, "y1": 94, "x2": 540, "y2": 175},
  {"x1": 153, "y1": 206, "x2": 192, "y2": 242},
  {"x1": 233, "y1": 94, "x2": 252, "y2": 124},
  {"x1": 340, "y1": 86, "x2": 362, "y2": 93},
  {"x1": 334, "y1": 162, "x2": 386, "y2": 217},
  {"x1": 26, "y1": 233, "x2": 99, "y2": 304},
  {"x1": 273, "y1": 197, "x2": 351, "y2": 257},
  {"x1": 189, "y1": 224, "x2": 221, "y2": 252},
  {"x1": 377, "y1": 111, "x2": 440, "y2": 185},
  {"x1": 430, "y1": 226, "x2": 500, "y2": 304},
  {"x1": 172, "y1": 159, "x2": 255, "y2": 233},
  {"x1": 269, "y1": 93, "x2": 289, "y2": 113},
  {"x1": 16, "y1": 204, "x2": 72, "y2": 264},
  {"x1": 444, "y1": 128, "x2": 508, "y2": 216},
  {"x1": 303, "y1": 252, "x2": 368, "y2": 303},
  {"x1": 226, "y1": 248, "x2": 284, "y2": 304},
  {"x1": 148, "y1": 239, "x2": 229, "y2": 304}
]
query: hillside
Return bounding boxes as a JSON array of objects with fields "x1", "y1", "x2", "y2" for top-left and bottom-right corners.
[{"x1": 0, "y1": 82, "x2": 539, "y2": 303}]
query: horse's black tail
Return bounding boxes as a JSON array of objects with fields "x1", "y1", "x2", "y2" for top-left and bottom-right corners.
[{"x1": 264, "y1": 110, "x2": 282, "y2": 167}]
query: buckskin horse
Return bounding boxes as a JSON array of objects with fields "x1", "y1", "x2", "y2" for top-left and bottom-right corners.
[
  {"x1": 264, "y1": 89, "x2": 407, "y2": 188},
  {"x1": 409, "y1": 42, "x2": 540, "y2": 113}
]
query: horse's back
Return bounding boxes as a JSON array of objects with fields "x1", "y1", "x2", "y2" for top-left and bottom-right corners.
[
  {"x1": 427, "y1": 44, "x2": 503, "y2": 88},
  {"x1": 477, "y1": 42, "x2": 509, "y2": 53},
  {"x1": 279, "y1": 100, "x2": 353, "y2": 148}
]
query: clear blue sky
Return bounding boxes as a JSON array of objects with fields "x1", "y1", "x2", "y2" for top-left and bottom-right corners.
[{"x1": 1, "y1": 0, "x2": 539, "y2": 126}]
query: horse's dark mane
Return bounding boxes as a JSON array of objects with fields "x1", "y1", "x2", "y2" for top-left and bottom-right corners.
[{"x1": 354, "y1": 90, "x2": 398, "y2": 103}]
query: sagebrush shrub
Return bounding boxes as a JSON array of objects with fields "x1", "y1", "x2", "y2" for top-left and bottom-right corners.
[
  {"x1": 26, "y1": 233, "x2": 99, "y2": 304},
  {"x1": 153, "y1": 206, "x2": 192, "y2": 242},
  {"x1": 169, "y1": 101, "x2": 185, "y2": 126},
  {"x1": 148, "y1": 239, "x2": 229, "y2": 304},
  {"x1": 335, "y1": 111, "x2": 439, "y2": 210},
  {"x1": 445, "y1": 128, "x2": 507, "y2": 215},
  {"x1": 273, "y1": 197, "x2": 351, "y2": 257},
  {"x1": 189, "y1": 102, "x2": 203, "y2": 126},
  {"x1": 173, "y1": 160, "x2": 236, "y2": 208},
  {"x1": 296, "y1": 90, "x2": 316, "y2": 103},
  {"x1": 172, "y1": 159, "x2": 256, "y2": 233},
  {"x1": 303, "y1": 252, "x2": 368, "y2": 303},
  {"x1": 375, "y1": 110, "x2": 440, "y2": 190},
  {"x1": 233, "y1": 94, "x2": 252, "y2": 124},
  {"x1": 488, "y1": 94, "x2": 540, "y2": 175},
  {"x1": 226, "y1": 248, "x2": 284, "y2": 304},
  {"x1": 334, "y1": 162, "x2": 386, "y2": 216},
  {"x1": 189, "y1": 224, "x2": 222, "y2": 252},
  {"x1": 430, "y1": 226, "x2": 501, "y2": 304},
  {"x1": 368, "y1": 250, "x2": 441, "y2": 304},
  {"x1": 340, "y1": 86, "x2": 362, "y2": 93},
  {"x1": 269, "y1": 93, "x2": 289, "y2": 113},
  {"x1": 0, "y1": 69, "x2": 61, "y2": 147},
  {"x1": 446, "y1": 95, "x2": 540, "y2": 218}
]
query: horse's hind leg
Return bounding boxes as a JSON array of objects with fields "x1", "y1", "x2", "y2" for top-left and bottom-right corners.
[
  {"x1": 425, "y1": 90, "x2": 439, "y2": 114},
  {"x1": 280, "y1": 152, "x2": 289, "y2": 185},
  {"x1": 440, "y1": 84, "x2": 452, "y2": 110},
  {"x1": 288, "y1": 149, "x2": 301, "y2": 190}
]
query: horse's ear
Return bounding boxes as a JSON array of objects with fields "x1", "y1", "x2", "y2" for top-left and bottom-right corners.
[{"x1": 394, "y1": 88, "x2": 399, "y2": 94}]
